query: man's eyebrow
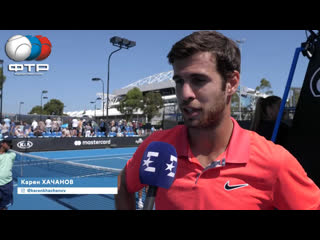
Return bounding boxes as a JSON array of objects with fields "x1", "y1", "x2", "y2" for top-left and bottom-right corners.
[
  {"x1": 189, "y1": 73, "x2": 208, "y2": 79},
  {"x1": 173, "y1": 73, "x2": 208, "y2": 79}
]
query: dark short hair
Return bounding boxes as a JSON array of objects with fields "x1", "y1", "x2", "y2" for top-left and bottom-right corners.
[
  {"x1": 167, "y1": 31, "x2": 241, "y2": 83},
  {"x1": 0, "y1": 136, "x2": 13, "y2": 144}
]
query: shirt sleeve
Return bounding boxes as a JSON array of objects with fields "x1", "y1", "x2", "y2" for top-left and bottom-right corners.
[
  {"x1": 273, "y1": 149, "x2": 320, "y2": 210},
  {"x1": 9, "y1": 152, "x2": 16, "y2": 161}
]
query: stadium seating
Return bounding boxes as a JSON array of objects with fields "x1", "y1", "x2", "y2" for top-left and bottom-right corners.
[{"x1": 28, "y1": 132, "x2": 36, "y2": 138}]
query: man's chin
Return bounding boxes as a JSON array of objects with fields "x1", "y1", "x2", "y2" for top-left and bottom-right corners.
[
  {"x1": 184, "y1": 117, "x2": 220, "y2": 129},
  {"x1": 184, "y1": 118, "x2": 203, "y2": 128}
]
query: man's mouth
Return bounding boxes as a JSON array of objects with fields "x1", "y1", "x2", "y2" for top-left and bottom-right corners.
[{"x1": 182, "y1": 107, "x2": 201, "y2": 118}]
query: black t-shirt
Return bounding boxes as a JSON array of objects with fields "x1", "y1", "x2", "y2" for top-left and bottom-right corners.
[{"x1": 256, "y1": 120, "x2": 290, "y2": 146}]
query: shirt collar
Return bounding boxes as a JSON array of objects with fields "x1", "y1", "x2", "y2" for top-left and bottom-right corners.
[
  {"x1": 175, "y1": 117, "x2": 250, "y2": 164},
  {"x1": 175, "y1": 125, "x2": 189, "y2": 158},
  {"x1": 226, "y1": 117, "x2": 250, "y2": 164}
]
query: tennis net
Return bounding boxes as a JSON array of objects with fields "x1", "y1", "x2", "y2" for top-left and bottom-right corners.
[{"x1": 12, "y1": 150, "x2": 122, "y2": 179}]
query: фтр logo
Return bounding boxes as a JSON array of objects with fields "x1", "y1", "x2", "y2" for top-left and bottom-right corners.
[
  {"x1": 5, "y1": 35, "x2": 52, "y2": 62},
  {"x1": 6, "y1": 34, "x2": 52, "y2": 75}
]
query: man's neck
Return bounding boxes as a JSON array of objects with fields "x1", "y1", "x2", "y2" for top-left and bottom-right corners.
[{"x1": 187, "y1": 117, "x2": 234, "y2": 167}]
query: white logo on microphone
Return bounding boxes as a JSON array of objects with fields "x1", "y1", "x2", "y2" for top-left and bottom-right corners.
[
  {"x1": 143, "y1": 151, "x2": 158, "y2": 172},
  {"x1": 143, "y1": 151, "x2": 177, "y2": 177},
  {"x1": 166, "y1": 155, "x2": 177, "y2": 177}
]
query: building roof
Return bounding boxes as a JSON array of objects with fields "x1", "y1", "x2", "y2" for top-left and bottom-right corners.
[{"x1": 112, "y1": 70, "x2": 175, "y2": 96}]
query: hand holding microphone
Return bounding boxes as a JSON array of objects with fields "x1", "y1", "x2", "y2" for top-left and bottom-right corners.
[{"x1": 139, "y1": 141, "x2": 178, "y2": 210}]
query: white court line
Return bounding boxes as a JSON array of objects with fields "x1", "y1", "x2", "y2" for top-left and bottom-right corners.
[
  {"x1": 67, "y1": 156, "x2": 131, "y2": 163},
  {"x1": 52, "y1": 153, "x2": 133, "y2": 161},
  {"x1": 115, "y1": 157, "x2": 131, "y2": 160}
]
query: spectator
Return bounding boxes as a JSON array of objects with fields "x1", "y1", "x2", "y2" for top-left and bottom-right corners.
[
  {"x1": 99, "y1": 119, "x2": 106, "y2": 133},
  {"x1": 31, "y1": 119, "x2": 38, "y2": 132},
  {"x1": 52, "y1": 118, "x2": 60, "y2": 132},
  {"x1": 72, "y1": 118, "x2": 79, "y2": 137},
  {"x1": 38, "y1": 121, "x2": 45, "y2": 133},
  {"x1": 81, "y1": 119, "x2": 88, "y2": 137},
  {"x1": 0, "y1": 121, "x2": 9, "y2": 136},
  {"x1": 9, "y1": 121, "x2": 15, "y2": 137},
  {"x1": 250, "y1": 96, "x2": 289, "y2": 146},
  {"x1": 4, "y1": 117, "x2": 155, "y2": 138},
  {"x1": 33, "y1": 126, "x2": 43, "y2": 137},
  {"x1": 14, "y1": 122, "x2": 25, "y2": 138},
  {"x1": 45, "y1": 117, "x2": 52, "y2": 133},
  {"x1": 84, "y1": 122, "x2": 92, "y2": 137},
  {"x1": 3, "y1": 116, "x2": 10, "y2": 129},
  {"x1": 57, "y1": 117, "x2": 62, "y2": 128},
  {"x1": 22, "y1": 121, "x2": 31, "y2": 136},
  {"x1": 0, "y1": 136, "x2": 16, "y2": 210},
  {"x1": 62, "y1": 128, "x2": 71, "y2": 137},
  {"x1": 91, "y1": 120, "x2": 99, "y2": 135},
  {"x1": 111, "y1": 125, "x2": 117, "y2": 134},
  {"x1": 78, "y1": 119, "x2": 83, "y2": 137}
]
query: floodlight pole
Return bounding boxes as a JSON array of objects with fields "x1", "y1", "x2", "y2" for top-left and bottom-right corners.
[
  {"x1": 107, "y1": 48, "x2": 123, "y2": 122},
  {"x1": 107, "y1": 36, "x2": 136, "y2": 123},
  {"x1": 92, "y1": 78, "x2": 105, "y2": 118}
]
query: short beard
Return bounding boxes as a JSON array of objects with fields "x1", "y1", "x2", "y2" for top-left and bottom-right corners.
[
  {"x1": 189, "y1": 93, "x2": 227, "y2": 129},
  {"x1": 195, "y1": 104, "x2": 225, "y2": 129}
]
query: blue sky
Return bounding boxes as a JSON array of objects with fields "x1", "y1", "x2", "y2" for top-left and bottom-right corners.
[{"x1": 0, "y1": 30, "x2": 310, "y2": 115}]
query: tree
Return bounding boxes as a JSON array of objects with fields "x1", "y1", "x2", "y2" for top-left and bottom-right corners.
[
  {"x1": 29, "y1": 99, "x2": 65, "y2": 115},
  {"x1": 0, "y1": 67, "x2": 6, "y2": 89},
  {"x1": 43, "y1": 99, "x2": 64, "y2": 115},
  {"x1": 117, "y1": 87, "x2": 144, "y2": 121},
  {"x1": 255, "y1": 78, "x2": 273, "y2": 95},
  {"x1": 117, "y1": 88, "x2": 164, "y2": 123},
  {"x1": 231, "y1": 93, "x2": 240, "y2": 113},
  {"x1": 143, "y1": 91, "x2": 164, "y2": 123},
  {"x1": 29, "y1": 106, "x2": 42, "y2": 114},
  {"x1": 0, "y1": 67, "x2": 6, "y2": 119}
]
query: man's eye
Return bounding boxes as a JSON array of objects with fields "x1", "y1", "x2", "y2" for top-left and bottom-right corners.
[
  {"x1": 174, "y1": 79, "x2": 183, "y2": 85},
  {"x1": 192, "y1": 78, "x2": 206, "y2": 85}
]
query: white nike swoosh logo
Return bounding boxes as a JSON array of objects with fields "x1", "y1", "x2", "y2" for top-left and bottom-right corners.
[{"x1": 224, "y1": 181, "x2": 249, "y2": 191}]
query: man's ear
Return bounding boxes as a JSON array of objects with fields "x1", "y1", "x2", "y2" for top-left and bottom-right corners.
[{"x1": 226, "y1": 71, "x2": 240, "y2": 96}]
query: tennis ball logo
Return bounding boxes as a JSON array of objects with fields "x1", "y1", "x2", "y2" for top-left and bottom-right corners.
[
  {"x1": 35, "y1": 35, "x2": 52, "y2": 60},
  {"x1": 5, "y1": 34, "x2": 52, "y2": 62},
  {"x1": 5, "y1": 35, "x2": 31, "y2": 61}
]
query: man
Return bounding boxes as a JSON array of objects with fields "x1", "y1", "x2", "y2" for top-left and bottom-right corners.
[
  {"x1": 45, "y1": 116, "x2": 52, "y2": 133},
  {"x1": 115, "y1": 31, "x2": 320, "y2": 210},
  {"x1": 31, "y1": 119, "x2": 38, "y2": 132},
  {"x1": 3, "y1": 116, "x2": 10, "y2": 128},
  {"x1": 72, "y1": 118, "x2": 79, "y2": 136},
  {"x1": 0, "y1": 136, "x2": 16, "y2": 210}
]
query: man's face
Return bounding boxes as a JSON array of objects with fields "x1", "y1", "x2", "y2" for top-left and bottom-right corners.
[
  {"x1": 1, "y1": 142, "x2": 11, "y2": 152},
  {"x1": 173, "y1": 52, "x2": 228, "y2": 129}
]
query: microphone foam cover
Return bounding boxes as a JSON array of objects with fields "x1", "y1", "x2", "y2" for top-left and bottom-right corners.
[{"x1": 139, "y1": 141, "x2": 178, "y2": 189}]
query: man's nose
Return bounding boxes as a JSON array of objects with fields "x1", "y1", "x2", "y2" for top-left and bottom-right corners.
[{"x1": 180, "y1": 82, "x2": 196, "y2": 102}]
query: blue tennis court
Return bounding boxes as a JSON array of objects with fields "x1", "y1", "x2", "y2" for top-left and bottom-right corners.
[
  {"x1": 31, "y1": 147, "x2": 136, "y2": 169},
  {"x1": 10, "y1": 147, "x2": 138, "y2": 210}
]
